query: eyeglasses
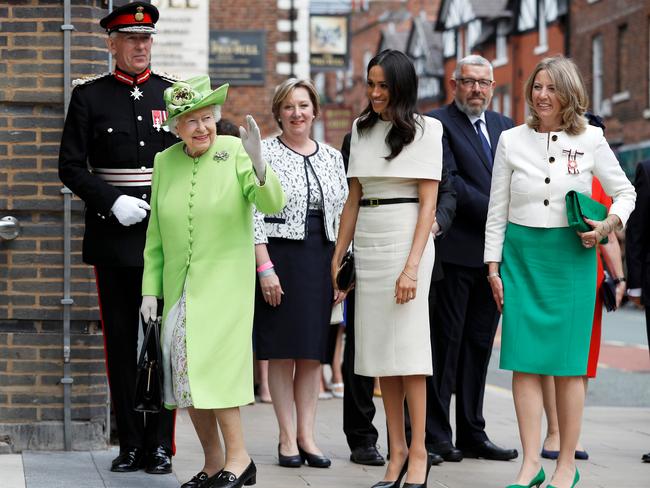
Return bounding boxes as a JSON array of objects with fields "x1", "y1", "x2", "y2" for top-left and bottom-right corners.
[
  {"x1": 181, "y1": 114, "x2": 215, "y2": 130},
  {"x1": 457, "y1": 78, "x2": 493, "y2": 89}
]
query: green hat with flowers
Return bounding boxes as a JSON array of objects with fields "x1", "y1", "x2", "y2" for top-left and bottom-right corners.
[{"x1": 163, "y1": 75, "x2": 229, "y2": 126}]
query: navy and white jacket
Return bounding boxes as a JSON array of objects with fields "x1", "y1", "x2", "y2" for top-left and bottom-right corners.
[{"x1": 254, "y1": 137, "x2": 348, "y2": 243}]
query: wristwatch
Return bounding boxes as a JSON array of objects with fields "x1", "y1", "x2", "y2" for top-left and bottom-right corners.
[{"x1": 613, "y1": 277, "x2": 626, "y2": 284}]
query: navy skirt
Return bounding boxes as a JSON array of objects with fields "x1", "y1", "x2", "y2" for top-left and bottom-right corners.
[{"x1": 254, "y1": 212, "x2": 334, "y2": 362}]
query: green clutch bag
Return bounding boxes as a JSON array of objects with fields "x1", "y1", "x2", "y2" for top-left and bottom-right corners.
[{"x1": 565, "y1": 190, "x2": 608, "y2": 244}]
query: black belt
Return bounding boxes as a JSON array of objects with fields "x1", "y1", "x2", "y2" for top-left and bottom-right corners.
[{"x1": 359, "y1": 198, "x2": 419, "y2": 207}]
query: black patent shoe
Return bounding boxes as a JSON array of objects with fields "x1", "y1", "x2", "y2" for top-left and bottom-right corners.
[
  {"x1": 181, "y1": 470, "x2": 222, "y2": 488},
  {"x1": 298, "y1": 444, "x2": 331, "y2": 468},
  {"x1": 212, "y1": 460, "x2": 256, "y2": 488},
  {"x1": 371, "y1": 456, "x2": 408, "y2": 488},
  {"x1": 278, "y1": 444, "x2": 302, "y2": 467},
  {"x1": 458, "y1": 439, "x2": 518, "y2": 461},
  {"x1": 145, "y1": 445, "x2": 173, "y2": 474},
  {"x1": 427, "y1": 441, "x2": 463, "y2": 462},
  {"x1": 402, "y1": 452, "x2": 433, "y2": 488},
  {"x1": 111, "y1": 447, "x2": 145, "y2": 472},
  {"x1": 350, "y1": 445, "x2": 385, "y2": 466}
]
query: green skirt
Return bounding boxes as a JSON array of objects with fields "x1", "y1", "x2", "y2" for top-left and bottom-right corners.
[{"x1": 500, "y1": 223, "x2": 596, "y2": 376}]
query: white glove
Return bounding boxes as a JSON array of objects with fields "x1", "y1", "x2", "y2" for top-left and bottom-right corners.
[
  {"x1": 111, "y1": 195, "x2": 151, "y2": 226},
  {"x1": 239, "y1": 115, "x2": 266, "y2": 183},
  {"x1": 140, "y1": 296, "x2": 158, "y2": 323}
]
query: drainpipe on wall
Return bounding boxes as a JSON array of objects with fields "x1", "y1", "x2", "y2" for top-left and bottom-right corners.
[{"x1": 60, "y1": 0, "x2": 74, "y2": 451}]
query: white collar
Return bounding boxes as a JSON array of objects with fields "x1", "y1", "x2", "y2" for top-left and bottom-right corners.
[{"x1": 467, "y1": 112, "x2": 487, "y2": 128}]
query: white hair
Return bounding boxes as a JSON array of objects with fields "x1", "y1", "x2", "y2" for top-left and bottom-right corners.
[
  {"x1": 452, "y1": 55, "x2": 494, "y2": 80},
  {"x1": 168, "y1": 104, "x2": 221, "y2": 136}
]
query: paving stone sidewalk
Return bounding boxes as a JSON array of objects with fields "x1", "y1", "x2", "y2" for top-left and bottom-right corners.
[{"x1": 3, "y1": 384, "x2": 649, "y2": 488}]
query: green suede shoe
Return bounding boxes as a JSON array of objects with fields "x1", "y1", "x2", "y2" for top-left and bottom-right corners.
[{"x1": 505, "y1": 467, "x2": 545, "y2": 488}]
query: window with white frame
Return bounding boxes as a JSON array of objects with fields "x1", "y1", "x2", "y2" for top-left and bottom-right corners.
[
  {"x1": 535, "y1": 0, "x2": 548, "y2": 54},
  {"x1": 646, "y1": 17, "x2": 650, "y2": 108},
  {"x1": 592, "y1": 34, "x2": 603, "y2": 115},
  {"x1": 503, "y1": 92, "x2": 512, "y2": 118},
  {"x1": 492, "y1": 93, "x2": 501, "y2": 114},
  {"x1": 495, "y1": 21, "x2": 508, "y2": 64},
  {"x1": 615, "y1": 24, "x2": 628, "y2": 96}
]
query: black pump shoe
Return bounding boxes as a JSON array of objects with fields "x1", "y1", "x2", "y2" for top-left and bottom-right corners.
[
  {"x1": 371, "y1": 456, "x2": 408, "y2": 488},
  {"x1": 181, "y1": 470, "x2": 222, "y2": 488},
  {"x1": 297, "y1": 445, "x2": 331, "y2": 468},
  {"x1": 402, "y1": 452, "x2": 433, "y2": 488},
  {"x1": 278, "y1": 444, "x2": 302, "y2": 467},
  {"x1": 212, "y1": 460, "x2": 256, "y2": 488}
]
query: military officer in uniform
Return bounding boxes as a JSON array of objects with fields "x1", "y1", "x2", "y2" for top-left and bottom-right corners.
[{"x1": 58, "y1": 2, "x2": 176, "y2": 474}]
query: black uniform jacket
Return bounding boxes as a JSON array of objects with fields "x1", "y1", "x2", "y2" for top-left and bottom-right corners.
[
  {"x1": 59, "y1": 71, "x2": 178, "y2": 266},
  {"x1": 626, "y1": 160, "x2": 650, "y2": 305}
]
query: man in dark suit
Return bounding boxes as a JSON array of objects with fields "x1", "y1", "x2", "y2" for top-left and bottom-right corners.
[
  {"x1": 58, "y1": 2, "x2": 176, "y2": 474},
  {"x1": 340, "y1": 132, "x2": 456, "y2": 466},
  {"x1": 426, "y1": 55, "x2": 518, "y2": 462},
  {"x1": 624, "y1": 158, "x2": 650, "y2": 464}
]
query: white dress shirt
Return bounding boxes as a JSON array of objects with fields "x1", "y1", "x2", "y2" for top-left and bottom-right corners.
[{"x1": 467, "y1": 113, "x2": 491, "y2": 147}]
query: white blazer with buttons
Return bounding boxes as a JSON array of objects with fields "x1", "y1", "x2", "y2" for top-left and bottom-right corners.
[{"x1": 484, "y1": 124, "x2": 636, "y2": 263}]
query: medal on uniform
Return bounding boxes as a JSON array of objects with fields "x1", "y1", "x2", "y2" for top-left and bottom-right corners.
[
  {"x1": 130, "y1": 86, "x2": 143, "y2": 100},
  {"x1": 152, "y1": 110, "x2": 167, "y2": 132},
  {"x1": 562, "y1": 149, "x2": 583, "y2": 175}
]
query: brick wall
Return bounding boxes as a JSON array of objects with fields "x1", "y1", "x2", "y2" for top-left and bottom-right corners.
[
  {"x1": 0, "y1": 0, "x2": 304, "y2": 451},
  {"x1": 0, "y1": 0, "x2": 109, "y2": 451},
  {"x1": 570, "y1": 0, "x2": 650, "y2": 148},
  {"x1": 210, "y1": 0, "x2": 287, "y2": 139}
]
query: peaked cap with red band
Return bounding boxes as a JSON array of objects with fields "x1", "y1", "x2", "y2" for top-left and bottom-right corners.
[{"x1": 100, "y1": 1, "x2": 159, "y2": 34}]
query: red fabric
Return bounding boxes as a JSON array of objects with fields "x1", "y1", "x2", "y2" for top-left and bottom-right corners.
[
  {"x1": 93, "y1": 267, "x2": 113, "y2": 394},
  {"x1": 106, "y1": 12, "x2": 153, "y2": 30},
  {"x1": 586, "y1": 178, "x2": 613, "y2": 377}
]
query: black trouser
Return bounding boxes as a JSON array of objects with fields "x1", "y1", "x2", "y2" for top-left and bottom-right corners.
[
  {"x1": 645, "y1": 307, "x2": 650, "y2": 358},
  {"x1": 427, "y1": 263, "x2": 500, "y2": 447},
  {"x1": 95, "y1": 266, "x2": 175, "y2": 452},
  {"x1": 342, "y1": 291, "x2": 379, "y2": 450}
]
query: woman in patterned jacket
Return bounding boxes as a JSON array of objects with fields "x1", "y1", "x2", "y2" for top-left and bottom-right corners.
[{"x1": 253, "y1": 78, "x2": 348, "y2": 468}]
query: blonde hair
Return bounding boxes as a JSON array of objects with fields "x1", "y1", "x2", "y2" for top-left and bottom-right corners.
[
  {"x1": 525, "y1": 55, "x2": 588, "y2": 135},
  {"x1": 271, "y1": 78, "x2": 320, "y2": 129}
]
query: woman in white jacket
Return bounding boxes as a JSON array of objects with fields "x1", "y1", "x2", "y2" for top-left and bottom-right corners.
[{"x1": 484, "y1": 56, "x2": 635, "y2": 488}]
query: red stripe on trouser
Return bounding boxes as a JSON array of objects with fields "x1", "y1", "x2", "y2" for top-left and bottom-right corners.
[{"x1": 93, "y1": 266, "x2": 115, "y2": 400}]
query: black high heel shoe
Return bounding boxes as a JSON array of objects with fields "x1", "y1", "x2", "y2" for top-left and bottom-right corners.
[
  {"x1": 297, "y1": 444, "x2": 331, "y2": 468},
  {"x1": 402, "y1": 452, "x2": 433, "y2": 488},
  {"x1": 212, "y1": 459, "x2": 256, "y2": 488},
  {"x1": 278, "y1": 443, "x2": 302, "y2": 468},
  {"x1": 371, "y1": 456, "x2": 408, "y2": 488}
]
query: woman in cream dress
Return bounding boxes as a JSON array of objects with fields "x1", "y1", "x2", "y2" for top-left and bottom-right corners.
[{"x1": 332, "y1": 50, "x2": 442, "y2": 488}]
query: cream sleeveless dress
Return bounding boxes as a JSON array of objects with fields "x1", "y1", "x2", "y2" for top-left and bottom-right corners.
[{"x1": 348, "y1": 116, "x2": 443, "y2": 376}]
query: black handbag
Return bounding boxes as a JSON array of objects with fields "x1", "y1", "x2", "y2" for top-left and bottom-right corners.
[
  {"x1": 134, "y1": 317, "x2": 163, "y2": 413},
  {"x1": 336, "y1": 250, "x2": 355, "y2": 293},
  {"x1": 601, "y1": 271, "x2": 617, "y2": 312}
]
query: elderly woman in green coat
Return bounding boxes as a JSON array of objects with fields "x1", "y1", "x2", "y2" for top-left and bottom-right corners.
[{"x1": 140, "y1": 75, "x2": 285, "y2": 488}]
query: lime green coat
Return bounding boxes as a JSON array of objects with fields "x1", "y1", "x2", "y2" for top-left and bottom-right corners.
[{"x1": 142, "y1": 135, "x2": 285, "y2": 409}]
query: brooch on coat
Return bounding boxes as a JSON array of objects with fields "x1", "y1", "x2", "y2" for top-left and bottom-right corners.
[
  {"x1": 213, "y1": 151, "x2": 229, "y2": 162},
  {"x1": 562, "y1": 149, "x2": 584, "y2": 175}
]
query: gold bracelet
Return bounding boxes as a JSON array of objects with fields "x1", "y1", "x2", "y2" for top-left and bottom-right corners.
[{"x1": 401, "y1": 270, "x2": 417, "y2": 281}]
